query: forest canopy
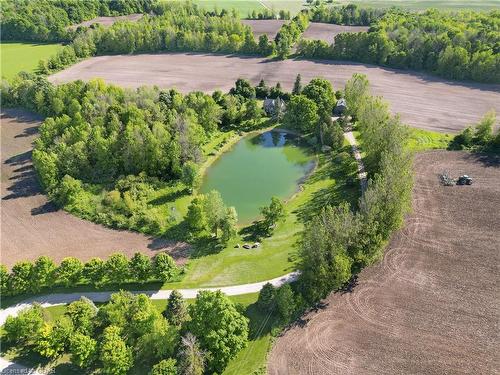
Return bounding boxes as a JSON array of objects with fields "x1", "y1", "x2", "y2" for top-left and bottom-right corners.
[{"x1": 300, "y1": 7, "x2": 500, "y2": 83}]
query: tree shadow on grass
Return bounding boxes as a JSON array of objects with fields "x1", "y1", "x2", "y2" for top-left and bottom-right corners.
[
  {"x1": 148, "y1": 187, "x2": 188, "y2": 206},
  {"x1": 239, "y1": 220, "x2": 269, "y2": 243}
]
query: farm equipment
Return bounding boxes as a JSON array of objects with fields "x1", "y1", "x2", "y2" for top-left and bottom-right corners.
[
  {"x1": 439, "y1": 172, "x2": 473, "y2": 186},
  {"x1": 439, "y1": 171, "x2": 455, "y2": 186},
  {"x1": 457, "y1": 175, "x2": 473, "y2": 185}
]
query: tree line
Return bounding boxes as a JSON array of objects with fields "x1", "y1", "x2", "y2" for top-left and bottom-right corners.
[
  {"x1": 247, "y1": 8, "x2": 291, "y2": 20},
  {"x1": 274, "y1": 11, "x2": 310, "y2": 59},
  {"x1": 295, "y1": 73, "x2": 414, "y2": 302},
  {"x1": 37, "y1": 2, "x2": 273, "y2": 75},
  {"x1": 0, "y1": 252, "x2": 178, "y2": 297},
  {"x1": 449, "y1": 110, "x2": 500, "y2": 151},
  {"x1": 1, "y1": 0, "x2": 157, "y2": 42},
  {"x1": 310, "y1": 3, "x2": 386, "y2": 25},
  {"x1": 298, "y1": 8, "x2": 500, "y2": 83},
  {"x1": 4, "y1": 289, "x2": 248, "y2": 374}
]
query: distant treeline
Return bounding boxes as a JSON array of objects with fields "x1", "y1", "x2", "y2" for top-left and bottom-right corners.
[
  {"x1": 35, "y1": 2, "x2": 273, "y2": 75},
  {"x1": 310, "y1": 3, "x2": 386, "y2": 25},
  {"x1": 1, "y1": 0, "x2": 157, "y2": 42},
  {"x1": 300, "y1": 6, "x2": 500, "y2": 83},
  {"x1": 247, "y1": 8, "x2": 291, "y2": 20}
]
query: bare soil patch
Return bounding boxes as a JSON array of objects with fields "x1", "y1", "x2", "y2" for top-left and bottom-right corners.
[
  {"x1": 49, "y1": 53, "x2": 500, "y2": 133},
  {"x1": 241, "y1": 19, "x2": 285, "y2": 40},
  {"x1": 67, "y1": 14, "x2": 143, "y2": 30},
  {"x1": 303, "y1": 23, "x2": 369, "y2": 44},
  {"x1": 0, "y1": 109, "x2": 188, "y2": 268},
  {"x1": 268, "y1": 150, "x2": 500, "y2": 375}
]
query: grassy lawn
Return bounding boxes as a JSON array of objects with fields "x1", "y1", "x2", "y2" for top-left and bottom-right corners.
[
  {"x1": 163, "y1": 138, "x2": 359, "y2": 289},
  {"x1": 0, "y1": 42, "x2": 63, "y2": 79}
]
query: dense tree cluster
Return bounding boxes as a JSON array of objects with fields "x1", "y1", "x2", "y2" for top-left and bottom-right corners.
[
  {"x1": 449, "y1": 110, "x2": 500, "y2": 151},
  {"x1": 186, "y1": 190, "x2": 238, "y2": 243},
  {"x1": 283, "y1": 77, "x2": 344, "y2": 149},
  {"x1": 1, "y1": 0, "x2": 157, "y2": 42},
  {"x1": 4, "y1": 290, "x2": 248, "y2": 374},
  {"x1": 2, "y1": 75, "x2": 264, "y2": 235},
  {"x1": 247, "y1": 9, "x2": 291, "y2": 20},
  {"x1": 297, "y1": 74, "x2": 414, "y2": 302},
  {"x1": 0, "y1": 252, "x2": 178, "y2": 297},
  {"x1": 275, "y1": 11, "x2": 310, "y2": 59},
  {"x1": 299, "y1": 8, "x2": 500, "y2": 83},
  {"x1": 310, "y1": 4, "x2": 386, "y2": 25}
]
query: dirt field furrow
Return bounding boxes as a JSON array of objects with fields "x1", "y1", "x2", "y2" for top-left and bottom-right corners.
[
  {"x1": 302, "y1": 23, "x2": 369, "y2": 44},
  {"x1": 1, "y1": 109, "x2": 188, "y2": 267},
  {"x1": 48, "y1": 53, "x2": 500, "y2": 133},
  {"x1": 268, "y1": 150, "x2": 500, "y2": 375}
]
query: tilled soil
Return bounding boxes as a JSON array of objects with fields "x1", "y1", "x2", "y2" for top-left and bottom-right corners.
[
  {"x1": 0, "y1": 109, "x2": 188, "y2": 268},
  {"x1": 48, "y1": 53, "x2": 500, "y2": 133},
  {"x1": 302, "y1": 23, "x2": 369, "y2": 44},
  {"x1": 241, "y1": 19, "x2": 285, "y2": 40},
  {"x1": 268, "y1": 150, "x2": 500, "y2": 375}
]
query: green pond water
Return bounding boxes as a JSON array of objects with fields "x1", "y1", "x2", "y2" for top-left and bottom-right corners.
[{"x1": 200, "y1": 130, "x2": 314, "y2": 223}]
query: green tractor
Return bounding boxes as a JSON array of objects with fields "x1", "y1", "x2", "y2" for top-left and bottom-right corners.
[{"x1": 457, "y1": 175, "x2": 473, "y2": 185}]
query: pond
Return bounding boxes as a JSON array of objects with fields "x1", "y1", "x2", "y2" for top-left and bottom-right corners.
[{"x1": 200, "y1": 130, "x2": 315, "y2": 223}]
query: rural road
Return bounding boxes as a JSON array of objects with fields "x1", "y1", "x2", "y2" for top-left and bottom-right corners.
[
  {"x1": 0, "y1": 272, "x2": 299, "y2": 326},
  {"x1": 0, "y1": 272, "x2": 299, "y2": 374},
  {"x1": 343, "y1": 130, "x2": 367, "y2": 192}
]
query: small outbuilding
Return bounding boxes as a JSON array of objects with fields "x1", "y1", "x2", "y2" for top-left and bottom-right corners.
[{"x1": 333, "y1": 98, "x2": 347, "y2": 116}]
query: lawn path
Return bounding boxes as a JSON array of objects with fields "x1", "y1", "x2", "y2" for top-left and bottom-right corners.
[{"x1": 343, "y1": 129, "x2": 368, "y2": 192}]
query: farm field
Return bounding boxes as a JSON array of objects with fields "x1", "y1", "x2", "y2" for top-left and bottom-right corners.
[
  {"x1": 48, "y1": 53, "x2": 500, "y2": 133},
  {"x1": 0, "y1": 42, "x2": 63, "y2": 79},
  {"x1": 302, "y1": 23, "x2": 369, "y2": 44},
  {"x1": 67, "y1": 14, "x2": 143, "y2": 30},
  {"x1": 0, "y1": 109, "x2": 188, "y2": 268},
  {"x1": 241, "y1": 19, "x2": 285, "y2": 39},
  {"x1": 268, "y1": 150, "x2": 500, "y2": 375},
  {"x1": 333, "y1": 0, "x2": 500, "y2": 10}
]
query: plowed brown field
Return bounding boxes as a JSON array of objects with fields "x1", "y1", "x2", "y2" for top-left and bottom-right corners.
[
  {"x1": 48, "y1": 53, "x2": 500, "y2": 133},
  {"x1": 1, "y1": 109, "x2": 188, "y2": 267},
  {"x1": 268, "y1": 151, "x2": 500, "y2": 375},
  {"x1": 302, "y1": 23, "x2": 369, "y2": 44}
]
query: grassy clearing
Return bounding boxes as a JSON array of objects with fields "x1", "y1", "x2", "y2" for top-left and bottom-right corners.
[
  {"x1": 408, "y1": 128, "x2": 452, "y2": 152},
  {"x1": 0, "y1": 42, "x2": 63, "y2": 79}
]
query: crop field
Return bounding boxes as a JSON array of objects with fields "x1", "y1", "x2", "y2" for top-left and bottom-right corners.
[
  {"x1": 268, "y1": 150, "x2": 500, "y2": 375},
  {"x1": 0, "y1": 42, "x2": 63, "y2": 79},
  {"x1": 241, "y1": 19, "x2": 285, "y2": 39},
  {"x1": 48, "y1": 53, "x2": 500, "y2": 133},
  {"x1": 302, "y1": 23, "x2": 369, "y2": 44},
  {"x1": 0, "y1": 109, "x2": 188, "y2": 268}
]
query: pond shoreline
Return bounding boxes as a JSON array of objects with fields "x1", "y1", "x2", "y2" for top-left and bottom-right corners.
[{"x1": 199, "y1": 125, "x2": 319, "y2": 225}]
